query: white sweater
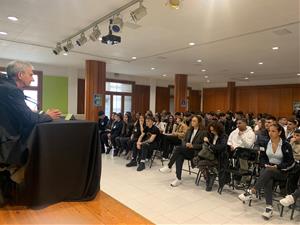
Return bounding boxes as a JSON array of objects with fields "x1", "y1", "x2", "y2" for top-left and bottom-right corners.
[{"x1": 227, "y1": 126, "x2": 256, "y2": 149}]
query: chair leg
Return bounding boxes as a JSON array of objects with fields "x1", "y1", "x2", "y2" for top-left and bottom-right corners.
[
  {"x1": 149, "y1": 150, "x2": 156, "y2": 168},
  {"x1": 290, "y1": 204, "x2": 295, "y2": 220},
  {"x1": 280, "y1": 205, "x2": 284, "y2": 217},
  {"x1": 188, "y1": 161, "x2": 191, "y2": 175},
  {"x1": 195, "y1": 169, "x2": 201, "y2": 186}
]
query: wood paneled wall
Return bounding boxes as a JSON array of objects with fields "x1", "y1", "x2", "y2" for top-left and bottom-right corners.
[
  {"x1": 203, "y1": 88, "x2": 228, "y2": 112},
  {"x1": 156, "y1": 87, "x2": 170, "y2": 112},
  {"x1": 174, "y1": 74, "x2": 188, "y2": 112},
  {"x1": 77, "y1": 79, "x2": 85, "y2": 114},
  {"x1": 189, "y1": 90, "x2": 201, "y2": 112},
  {"x1": 203, "y1": 84, "x2": 300, "y2": 117},
  {"x1": 132, "y1": 85, "x2": 150, "y2": 114}
]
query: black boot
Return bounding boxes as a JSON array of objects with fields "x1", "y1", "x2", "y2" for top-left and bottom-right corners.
[
  {"x1": 106, "y1": 146, "x2": 112, "y2": 154},
  {"x1": 113, "y1": 148, "x2": 119, "y2": 157},
  {"x1": 206, "y1": 173, "x2": 217, "y2": 192}
]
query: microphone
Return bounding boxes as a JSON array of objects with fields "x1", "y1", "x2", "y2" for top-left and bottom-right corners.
[{"x1": 24, "y1": 95, "x2": 38, "y2": 106}]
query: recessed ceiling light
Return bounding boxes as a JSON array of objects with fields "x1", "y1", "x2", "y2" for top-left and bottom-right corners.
[
  {"x1": 204, "y1": 75, "x2": 208, "y2": 79},
  {"x1": 0, "y1": 31, "x2": 8, "y2": 35},
  {"x1": 297, "y1": 73, "x2": 300, "y2": 76},
  {"x1": 8, "y1": 16, "x2": 18, "y2": 21},
  {"x1": 131, "y1": 56, "x2": 137, "y2": 60},
  {"x1": 189, "y1": 42, "x2": 195, "y2": 46},
  {"x1": 201, "y1": 69, "x2": 206, "y2": 72},
  {"x1": 196, "y1": 59, "x2": 202, "y2": 63},
  {"x1": 63, "y1": 53, "x2": 68, "y2": 56},
  {"x1": 258, "y1": 62, "x2": 264, "y2": 65},
  {"x1": 151, "y1": 67, "x2": 156, "y2": 70},
  {"x1": 206, "y1": 80, "x2": 210, "y2": 83},
  {"x1": 250, "y1": 71, "x2": 254, "y2": 74},
  {"x1": 245, "y1": 77, "x2": 249, "y2": 80},
  {"x1": 272, "y1": 46, "x2": 279, "y2": 50},
  {"x1": 162, "y1": 74, "x2": 167, "y2": 77}
]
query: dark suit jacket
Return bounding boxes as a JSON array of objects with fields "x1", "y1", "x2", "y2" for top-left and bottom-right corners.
[
  {"x1": 0, "y1": 77, "x2": 52, "y2": 164},
  {"x1": 182, "y1": 128, "x2": 207, "y2": 150}
]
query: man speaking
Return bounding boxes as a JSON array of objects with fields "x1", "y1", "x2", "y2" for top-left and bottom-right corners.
[{"x1": 0, "y1": 61, "x2": 61, "y2": 204}]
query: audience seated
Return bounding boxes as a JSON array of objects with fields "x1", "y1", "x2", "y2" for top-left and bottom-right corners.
[
  {"x1": 159, "y1": 115, "x2": 206, "y2": 187},
  {"x1": 115, "y1": 112, "x2": 133, "y2": 156},
  {"x1": 98, "y1": 111, "x2": 109, "y2": 153},
  {"x1": 238, "y1": 124, "x2": 294, "y2": 220},
  {"x1": 286, "y1": 118, "x2": 299, "y2": 142}
]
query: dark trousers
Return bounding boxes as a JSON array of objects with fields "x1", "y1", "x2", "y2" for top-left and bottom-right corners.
[
  {"x1": 254, "y1": 168, "x2": 287, "y2": 205},
  {"x1": 132, "y1": 142, "x2": 158, "y2": 162},
  {"x1": 115, "y1": 137, "x2": 130, "y2": 152},
  {"x1": 168, "y1": 146, "x2": 196, "y2": 180},
  {"x1": 99, "y1": 131, "x2": 109, "y2": 153},
  {"x1": 287, "y1": 162, "x2": 300, "y2": 194},
  {"x1": 292, "y1": 177, "x2": 300, "y2": 199},
  {"x1": 161, "y1": 135, "x2": 182, "y2": 158}
]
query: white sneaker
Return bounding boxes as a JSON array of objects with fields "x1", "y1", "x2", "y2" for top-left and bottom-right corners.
[
  {"x1": 159, "y1": 166, "x2": 171, "y2": 173},
  {"x1": 170, "y1": 178, "x2": 182, "y2": 187},
  {"x1": 262, "y1": 206, "x2": 273, "y2": 220},
  {"x1": 280, "y1": 195, "x2": 295, "y2": 207},
  {"x1": 238, "y1": 189, "x2": 255, "y2": 202}
]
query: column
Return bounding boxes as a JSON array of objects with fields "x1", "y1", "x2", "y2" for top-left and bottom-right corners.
[
  {"x1": 227, "y1": 81, "x2": 236, "y2": 112},
  {"x1": 149, "y1": 79, "x2": 156, "y2": 113},
  {"x1": 85, "y1": 60, "x2": 106, "y2": 121},
  {"x1": 174, "y1": 74, "x2": 188, "y2": 112}
]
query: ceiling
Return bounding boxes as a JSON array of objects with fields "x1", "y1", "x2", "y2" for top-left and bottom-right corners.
[{"x1": 0, "y1": 0, "x2": 299, "y2": 87}]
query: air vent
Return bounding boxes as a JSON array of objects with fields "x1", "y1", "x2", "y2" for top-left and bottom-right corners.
[
  {"x1": 273, "y1": 28, "x2": 292, "y2": 36},
  {"x1": 156, "y1": 56, "x2": 167, "y2": 60}
]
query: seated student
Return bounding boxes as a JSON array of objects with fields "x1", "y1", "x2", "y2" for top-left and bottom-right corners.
[
  {"x1": 109, "y1": 113, "x2": 123, "y2": 155},
  {"x1": 98, "y1": 111, "x2": 109, "y2": 153},
  {"x1": 126, "y1": 115, "x2": 145, "y2": 159},
  {"x1": 227, "y1": 117, "x2": 256, "y2": 187},
  {"x1": 154, "y1": 113, "x2": 166, "y2": 133},
  {"x1": 100, "y1": 112, "x2": 116, "y2": 153},
  {"x1": 239, "y1": 124, "x2": 294, "y2": 220},
  {"x1": 286, "y1": 118, "x2": 298, "y2": 142},
  {"x1": 195, "y1": 121, "x2": 228, "y2": 191},
  {"x1": 115, "y1": 113, "x2": 133, "y2": 156},
  {"x1": 278, "y1": 117, "x2": 288, "y2": 130},
  {"x1": 161, "y1": 117, "x2": 188, "y2": 160},
  {"x1": 126, "y1": 116, "x2": 160, "y2": 171},
  {"x1": 159, "y1": 115, "x2": 206, "y2": 187},
  {"x1": 254, "y1": 116, "x2": 277, "y2": 150}
]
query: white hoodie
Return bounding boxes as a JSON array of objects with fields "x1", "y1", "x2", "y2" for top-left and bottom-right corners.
[{"x1": 227, "y1": 126, "x2": 256, "y2": 149}]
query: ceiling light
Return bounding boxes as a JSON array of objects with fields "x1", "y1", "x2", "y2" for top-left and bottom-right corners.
[
  {"x1": 111, "y1": 15, "x2": 123, "y2": 33},
  {"x1": 167, "y1": 0, "x2": 181, "y2": 9},
  {"x1": 76, "y1": 33, "x2": 88, "y2": 46},
  {"x1": 8, "y1": 16, "x2": 18, "y2": 21},
  {"x1": 52, "y1": 43, "x2": 63, "y2": 55},
  {"x1": 189, "y1": 42, "x2": 195, "y2": 46},
  {"x1": 90, "y1": 26, "x2": 101, "y2": 41},
  {"x1": 151, "y1": 67, "x2": 156, "y2": 70},
  {"x1": 130, "y1": 1, "x2": 147, "y2": 22},
  {"x1": 297, "y1": 73, "x2": 300, "y2": 76},
  {"x1": 201, "y1": 69, "x2": 206, "y2": 72},
  {"x1": 272, "y1": 46, "x2": 279, "y2": 50},
  {"x1": 131, "y1": 56, "x2": 137, "y2": 60},
  {"x1": 63, "y1": 53, "x2": 68, "y2": 56},
  {"x1": 245, "y1": 77, "x2": 249, "y2": 80},
  {"x1": 207, "y1": 80, "x2": 210, "y2": 83},
  {"x1": 258, "y1": 62, "x2": 264, "y2": 65},
  {"x1": 0, "y1": 31, "x2": 8, "y2": 35},
  {"x1": 204, "y1": 75, "x2": 208, "y2": 79},
  {"x1": 162, "y1": 74, "x2": 167, "y2": 77},
  {"x1": 63, "y1": 40, "x2": 74, "y2": 52},
  {"x1": 197, "y1": 59, "x2": 202, "y2": 63},
  {"x1": 250, "y1": 71, "x2": 254, "y2": 74}
]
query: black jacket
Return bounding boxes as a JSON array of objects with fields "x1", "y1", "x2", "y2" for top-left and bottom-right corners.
[
  {"x1": 254, "y1": 129, "x2": 269, "y2": 150},
  {"x1": 259, "y1": 140, "x2": 295, "y2": 171},
  {"x1": 98, "y1": 116, "x2": 109, "y2": 132},
  {"x1": 0, "y1": 76, "x2": 52, "y2": 164},
  {"x1": 111, "y1": 120, "x2": 123, "y2": 137},
  {"x1": 182, "y1": 128, "x2": 207, "y2": 150},
  {"x1": 121, "y1": 122, "x2": 133, "y2": 137}
]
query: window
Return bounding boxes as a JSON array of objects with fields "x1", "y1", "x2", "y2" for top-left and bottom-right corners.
[
  {"x1": 105, "y1": 95, "x2": 111, "y2": 116},
  {"x1": 112, "y1": 95, "x2": 122, "y2": 113},
  {"x1": 124, "y1": 96, "x2": 132, "y2": 113},
  {"x1": 106, "y1": 82, "x2": 132, "y2": 93}
]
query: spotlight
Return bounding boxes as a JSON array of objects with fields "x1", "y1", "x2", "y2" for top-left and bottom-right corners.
[
  {"x1": 111, "y1": 15, "x2": 123, "y2": 33},
  {"x1": 76, "y1": 33, "x2": 87, "y2": 46},
  {"x1": 53, "y1": 43, "x2": 63, "y2": 55},
  {"x1": 63, "y1": 40, "x2": 74, "y2": 52},
  {"x1": 90, "y1": 26, "x2": 101, "y2": 41},
  {"x1": 167, "y1": 0, "x2": 181, "y2": 9},
  {"x1": 102, "y1": 19, "x2": 121, "y2": 45},
  {"x1": 130, "y1": 1, "x2": 147, "y2": 22}
]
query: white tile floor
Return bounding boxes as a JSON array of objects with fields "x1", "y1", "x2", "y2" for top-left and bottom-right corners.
[{"x1": 101, "y1": 154, "x2": 299, "y2": 225}]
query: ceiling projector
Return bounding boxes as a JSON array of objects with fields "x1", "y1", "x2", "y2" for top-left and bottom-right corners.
[{"x1": 102, "y1": 19, "x2": 121, "y2": 45}]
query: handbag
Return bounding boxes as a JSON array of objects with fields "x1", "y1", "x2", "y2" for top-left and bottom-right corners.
[{"x1": 198, "y1": 143, "x2": 215, "y2": 161}]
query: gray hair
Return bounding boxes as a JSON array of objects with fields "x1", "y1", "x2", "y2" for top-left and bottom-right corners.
[{"x1": 6, "y1": 60, "x2": 33, "y2": 79}]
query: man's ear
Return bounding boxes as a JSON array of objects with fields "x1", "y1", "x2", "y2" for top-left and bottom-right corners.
[{"x1": 17, "y1": 72, "x2": 23, "y2": 79}]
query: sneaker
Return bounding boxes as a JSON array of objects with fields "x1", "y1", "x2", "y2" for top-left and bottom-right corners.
[
  {"x1": 238, "y1": 189, "x2": 254, "y2": 202},
  {"x1": 162, "y1": 157, "x2": 169, "y2": 161},
  {"x1": 280, "y1": 195, "x2": 295, "y2": 207},
  {"x1": 137, "y1": 162, "x2": 145, "y2": 172},
  {"x1": 159, "y1": 166, "x2": 172, "y2": 173},
  {"x1": 235, "y1": 183, "x2": 246, "y2": 189},
  {"x1": 126, "y1": 160, "x2": 137, "y2": 167},
  {"x1": 262, "y1": 206, "x2": 273, "y2": 220},
  {"x1": 170, "y1": 178, "x2": 182, "y2": 187}
]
